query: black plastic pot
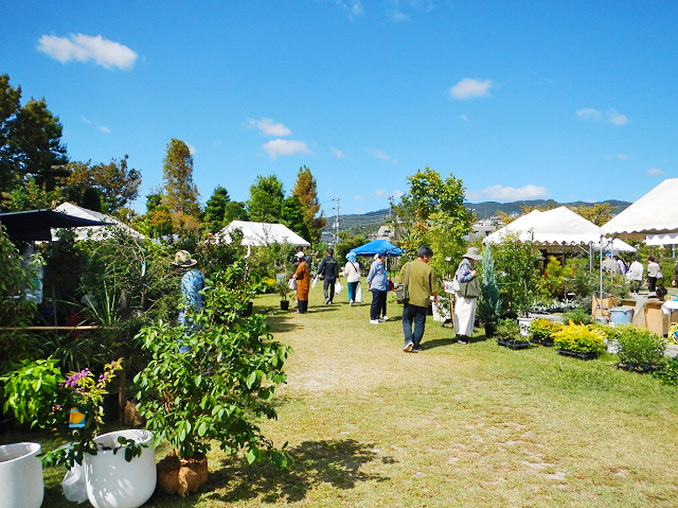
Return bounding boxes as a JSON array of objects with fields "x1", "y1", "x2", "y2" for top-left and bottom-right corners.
[
  {"x1": 280, "y1": 300, "x2": 290, "y2": 310},
  {"x1": 558, "y1": 349, "x2": 597, "y2": 360}
]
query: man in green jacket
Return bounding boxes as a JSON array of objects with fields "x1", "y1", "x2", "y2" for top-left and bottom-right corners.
[{"x1": 400, "y1": 246, "x2": 438, "y2": 353}]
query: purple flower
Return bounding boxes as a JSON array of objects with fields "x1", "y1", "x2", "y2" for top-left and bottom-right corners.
[{"x1": 63, "y1": 368, "x2": 91, "y2": 388}]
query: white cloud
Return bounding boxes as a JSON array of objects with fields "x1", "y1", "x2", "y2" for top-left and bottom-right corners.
[
  {"x1": 577, "y1": 107, "x2": 628, "y2": 126},
  {"x1": 576, "y1": 108, "x2": 602, "y2": 121},
  {"x1": 248, "y1": 118, "x2": 291, "y2": 136},
  {"x1": 482, "y1": 184, "x2": 548, "y2": 201},
  {"x1": 212, "y1": 140, "x2": 224, "y2": 146},
  {"x1": 262, "y1": 139, "x2": 312, "y2": 159},
  {"x1": 459, "y1": 114, "x2": 469, "y2": 122},
  {"x1": 186, "y1": 143, "x2": 197, "y2": 155},
  {"x1": 367, "y1": 148, "x2": 398, "y2": 163},
  {"x1": 373, "y1": 189, "x2": 387, "y2": 197},
  {"x1": 330, "y1": 147, "x2": 345, "y2": 159},
  {"x1": 647, "y1": 168, "x2": 664, "y2": 176},
  {"x1": 608, "y1": 110, "x2": 628, "y2": 126},
  {"x1": 335, "y1": 0, "x2": 364, "y2": 20},
  {"x1": 99, "y1": 126, "x2": 111, "y2": 134},
  {"x1": 353, "y1": 195, "x2": 365, "y2": 200},
  {"x1": 449, "y1": 78, "x2": 492, "y2": 100},
  {"x1": 465, "y1": 190, "x2": 483, "y2": 201},
  {"x1": 392, "y1": 189, "x2": 404, "y2": 199},
  {"x1": 617, "y1": 153, "x2": 628, "y2": 159},
  {"x1": 38, "y1": 34, "x2": 137, "y2": 70},
  {"x1": 81, "y1": 116, "x2": 91, "y2": 124}
]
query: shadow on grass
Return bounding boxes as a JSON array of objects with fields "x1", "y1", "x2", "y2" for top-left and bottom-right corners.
[{"x1": 206, "y1": 438, "x2": 393, "y2": 504}]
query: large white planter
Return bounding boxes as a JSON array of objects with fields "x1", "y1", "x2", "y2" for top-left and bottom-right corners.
[
  {"x1": 0, "y1": 442, "x2": 43, "y2": 508},
  {"x1": 84, "y1": 429, "x2": 156, "y2": 508}
]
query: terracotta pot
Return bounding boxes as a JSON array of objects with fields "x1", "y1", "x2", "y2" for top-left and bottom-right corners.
[{"x1": 157, "y1": 453, "x2": 208, "y2": 497}]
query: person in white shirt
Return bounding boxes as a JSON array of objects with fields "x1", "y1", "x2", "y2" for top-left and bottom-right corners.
[
  {"x1": 646, "y1": 256, "x2": 661, "y2": 292},
  {"x1": 344, "y1": 251, "x2": 361, "y2": 305},
  {"x1": 626, "y1": 257, "x2": 644, "y2": 294}
]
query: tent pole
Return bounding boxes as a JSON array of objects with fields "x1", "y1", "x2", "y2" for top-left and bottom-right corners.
[{"x1": 598, "y1": 234, "x2": 604, "y2": 320}]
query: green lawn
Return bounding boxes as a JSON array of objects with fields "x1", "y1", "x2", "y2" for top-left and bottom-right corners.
[{"x1": 6, "y1": 282, "x2": 678, "y2": 507}]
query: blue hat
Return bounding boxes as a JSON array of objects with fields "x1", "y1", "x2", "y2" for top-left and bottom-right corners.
[{"x1": 347, "y1": 251, "x2": 357, "y2": 262}]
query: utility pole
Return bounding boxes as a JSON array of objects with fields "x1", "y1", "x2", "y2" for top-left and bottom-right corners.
[{"x1": 332, "y1": 195, "x2": 340, "y2": 248}]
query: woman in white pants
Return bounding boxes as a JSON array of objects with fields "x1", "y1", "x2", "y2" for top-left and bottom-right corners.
[{"x1": 453, "y1": 247, "x2": 482, "y2": 344}]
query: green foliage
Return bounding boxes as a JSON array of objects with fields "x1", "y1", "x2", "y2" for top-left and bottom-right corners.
[
  {"x1": 247, "y1": 174, "x2": 285, "y2": 223},
  {"x1": 496, "y1": 318, "x2": 520, "y2": 341},
  {"x1": 538, "y1": 256, "x2": 568, "y2": 300},
  {"x1": 203, "y1": 185, "x2": 231, "y2": 233},
  {"x1": 162, "y1": 138, "x2": 200, "y2": 217},
  {"x1": 562, "y1": 306, "x2": 593, "y2": 325},
  {"x1": 653, "y1": 356, "x2": 678, "y2": 385},
  {"x1": 292, "y1": 165, "x2": 326, "y2": 245},
  {"x1": 281, "y1": 194, "x2": 311, "y2": 241},
  {"x1": 492, "y1": 233, "x2": 541, "y2": 316},
  {"x1": 565, "y1": 257, "x2": 596, "y2": 298},
  {"x1": 0, "y1": 225, "x2": 41, "y2": 328},
  {"x1": 391, "y1": 167, "x2": 470, "y2": 274},
  {"x1": 478, "y1": 245, "x2": 501, "y2": 325},
  {"x1": 614, "y1": 325, "x2": 667, "y2": 366},
  {"x1": 529, "y1": 318, "x2": 562, "y2": 343},
  {"x1": 1, "y1": 358, "x2": 133, "y2": 468},
  {"x1": 553, "y1": 322, "x2": 605, "y2": 355},
  {"x1": 134, "y1": 262, "x2": 292, "y2": 465}
]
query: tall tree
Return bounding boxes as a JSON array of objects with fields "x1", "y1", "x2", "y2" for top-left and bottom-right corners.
[
  {"x1": 161, "y1": 138, "x2": 200, "y2": 217},
  {"x1": 0, "y1": 75, "x2": 68, "y2": 200},
  {"x1": 247, "y1": 175, "x2": 284, "y2": 223},
  {"x1": 281, "y1": 194, "x2": 310, "y2": 241},
  {"x1": 204, "y1": 186, "x2": 231, "y2": 233},
  {"x1": 66, "y1": 155, "x2": 141, "y2": 212},
  {"x1": 292, "y1": 165, "x2": 326, "y2": 244},
  {"x1": 573, "y1": 203, "x2": 614, "y2": 226},
  {"x1": 392, "y1": 166, "x2": 471, "y2": 277}
]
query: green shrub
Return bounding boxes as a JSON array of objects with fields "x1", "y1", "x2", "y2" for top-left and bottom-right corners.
[
  {"x1": 653, "y1": 356, "x2": 678, "y2": 385},
  {"x1": 553, "y1": 322, "x2": 605, "y2": 355},
  {"x1": 616, "y1": 326, "x2": 667, "y2": 366},
  {"x1": 529, "y1": 318, "x2": 561, "y2": 344},
  {"x1": 496, "y1": 318, "x2": 520, "y2": 341},
  {"x1": 563, "y1": 306, "x2": 592, "y2": 325}
]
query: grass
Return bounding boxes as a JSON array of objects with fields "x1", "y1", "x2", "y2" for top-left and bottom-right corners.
[{"x1": 4, "y1": 281, "x2": 678, "y2": 507}]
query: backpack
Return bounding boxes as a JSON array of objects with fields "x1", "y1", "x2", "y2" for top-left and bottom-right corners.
[{"x1": 394, "y1": 262, "x2": 411, "y2": 304}]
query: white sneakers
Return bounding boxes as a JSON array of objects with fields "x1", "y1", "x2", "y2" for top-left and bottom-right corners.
[{"x1": 370, "y1": 319, "x2": 380, "y2": 324}]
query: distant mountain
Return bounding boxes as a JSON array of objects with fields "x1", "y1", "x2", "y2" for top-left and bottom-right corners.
[{"x1": 324, "y1": 199, "x2": 631, "y2": 235}]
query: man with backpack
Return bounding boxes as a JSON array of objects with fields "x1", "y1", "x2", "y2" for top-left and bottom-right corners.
[{"x1": 317, "y1": 248, "x2": 339, "y2": 304}]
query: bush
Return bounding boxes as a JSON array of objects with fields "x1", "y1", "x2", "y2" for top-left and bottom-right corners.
[
  {"x1": 615, "y1": 326, "x2": 667, "y2": 366},
  {"x1": 529, "y1": 318, "x2": 561, "y2": 344},
  {"x1": 563, "y1": 306, "x2": 592, "y2": 325},
  {"x1": 496, "y1": 318, "x2": 520, "y2": 341},
  {"x1": 653, "y1": 356, "x2": 678, "y2": 385},
  {"x1": 553, "y1": 322, "x2": 605, "y2": 355}
]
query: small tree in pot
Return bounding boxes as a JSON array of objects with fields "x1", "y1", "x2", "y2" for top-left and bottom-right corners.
[
  {"x1": 478, "y1": 245, "x2": 501, "y2": 337},
  {"x1": 134, "y1": 261, "x2": 292, "y2": 497}
]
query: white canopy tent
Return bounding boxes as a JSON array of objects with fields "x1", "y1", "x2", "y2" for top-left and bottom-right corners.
[
  {"x1": 484, "y1": 206, "x2": 636, "y2": 253},
  {"x1": 601, "y1": 178, "x2": 678, "y2": 237},
  {"x1": 216, "y1": 220, "x2": 310, "y2": 247},
  {"x1": 52, "y1": 202, "x2": 145, "y2": 241}
]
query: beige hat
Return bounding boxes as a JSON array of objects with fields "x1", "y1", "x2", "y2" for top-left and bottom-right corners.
[
  {"x1": 295, "y1": 251, "x2": 305, "y2": 258},
  {"x1": 462, "y1": 247, "x2": 482, "y2": 261},
  {"x1": 172, "y1": 250, "x2": 197, "y2": 267}
]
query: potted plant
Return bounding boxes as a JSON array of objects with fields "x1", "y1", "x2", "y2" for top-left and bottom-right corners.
[
  {"x1": 1, "y1": 357, "x2": 155, "y2": 508},
  {"x1": 496, "y1": 318, "x2": 530, "y2": 350},
  {"x1": 134, "y1": 265, "x2": 292, "y2": 497},
  {"x1": 478, "y1": 245, "x2": 501, "y2": 337},
  {"x1": 0, "y1": 442, "x2": 43, "y2": 508},
  {"x1": 276, "y1": 276, "x2": 292, "y2": 310},
  {"x1": 613, "y1": 325, "x2": 667, "y2": 372},
  {"x1": 528, "y1": 318, "x2": 561, "y2": 346},
  {"x1": 553, "y1": 321, "x2": 605, "y2": 360}
]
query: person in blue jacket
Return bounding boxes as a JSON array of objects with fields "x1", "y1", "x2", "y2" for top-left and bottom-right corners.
[{"x1": 366, "y1": 250, "x2": 389, "y2": 324}]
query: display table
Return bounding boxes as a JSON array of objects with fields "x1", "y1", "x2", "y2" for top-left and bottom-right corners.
[{"x1": 620, "y1": 298, "x2": 669, "y2": 336}]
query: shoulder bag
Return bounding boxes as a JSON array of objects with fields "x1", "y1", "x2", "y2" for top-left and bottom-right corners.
[{"x1": 394, "y1": 262, "x2": 411, "y2": 304}]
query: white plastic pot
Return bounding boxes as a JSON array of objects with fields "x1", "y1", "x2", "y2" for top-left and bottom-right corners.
[
  {"x1": 84, "y1": 429, "x2": 156, "y2": 508},
  {"x1": 0, "y1": 442, "x2": 44, "y2": 508}
]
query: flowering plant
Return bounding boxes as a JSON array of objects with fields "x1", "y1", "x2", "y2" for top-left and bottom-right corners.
[{"x1": 1, "y1": 357, "x2": 141, "y2": 467}]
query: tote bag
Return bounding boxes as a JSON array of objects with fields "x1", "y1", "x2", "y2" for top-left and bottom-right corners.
[{"x1": 355, "y1": 283, "x2": 363, "y2": 303}]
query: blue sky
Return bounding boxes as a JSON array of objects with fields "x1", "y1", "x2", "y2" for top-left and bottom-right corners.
[{"x1": 2, "y1": 1, "x2": 677, "y2": 216}]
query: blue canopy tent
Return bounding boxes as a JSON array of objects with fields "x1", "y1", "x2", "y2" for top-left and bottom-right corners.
[{"x1": 351, "y1": 239, "x2": 404, "y2": 256}]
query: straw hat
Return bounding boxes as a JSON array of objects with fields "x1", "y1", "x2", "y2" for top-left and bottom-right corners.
[
  {"x1": 462, "y1": 247, "x2": 482, "y2": 261},
  {"x1": 172, "y1": 250, "x2": 197, "y2": 268}
]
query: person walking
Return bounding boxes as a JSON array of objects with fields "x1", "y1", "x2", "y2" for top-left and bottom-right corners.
[
  {"x1": 626, "y1": 257, "x2": 644, "y2": 294},
  {"x1": 317, "y1": 248, "x2": 339, "y2": 304},
  {"x1": 615, "y1": 255, "x2": 627, "y2": 276},
  {"x1": 602, "y1": 252, "x2": 619, "y2": 274},
  {"x1": 294, "y1": 251, "x2": 311, "y2": 313},
  {"x1": 344, "y1": 251, "x2": 361, "y2": 305},
  {"x1": 366, "y1": 250, "x2": 389, "y2": 324},
  {"x1": 400, "y1": 246, "x2": 438, "y2": 353},
  {"x1": 453, "y1": 247, "x2": 483, "y2": 345}
]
